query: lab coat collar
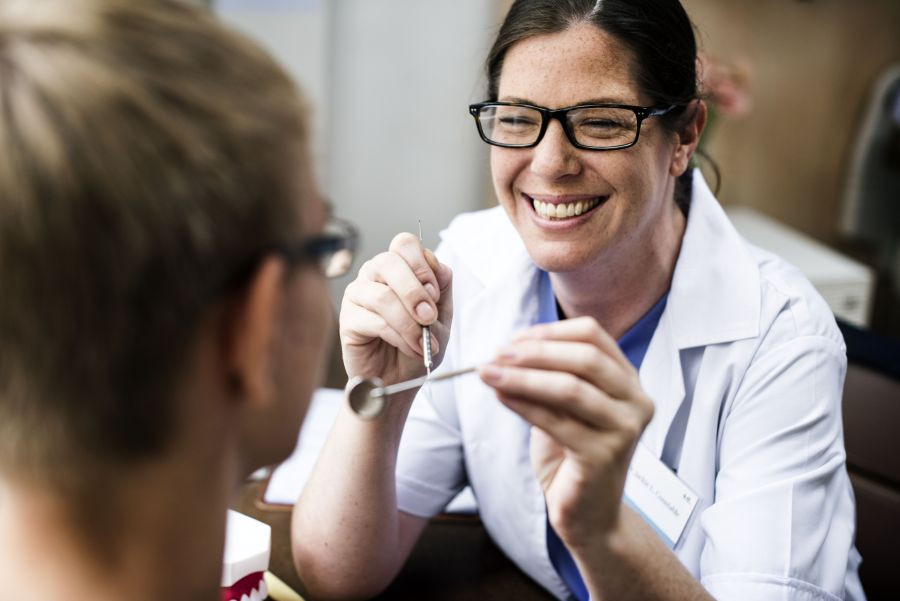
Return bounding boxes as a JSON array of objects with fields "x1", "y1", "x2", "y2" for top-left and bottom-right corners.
[
  {"x1": 665, "y1": 169, "x2": 760, "y2": 349},
  {"x1": 453, "y1": 170, "x2": 760, "y2": 350},
  {"x1": 639, "y1": 170, "x2": 760, "y2": 455}
]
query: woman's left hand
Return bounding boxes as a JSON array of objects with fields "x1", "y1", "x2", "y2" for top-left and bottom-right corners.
[{"x1": 478, "y1": 316, "x2": 654, "y2": 551}]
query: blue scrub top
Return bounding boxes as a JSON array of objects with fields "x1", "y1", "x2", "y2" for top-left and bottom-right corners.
[{"x1": 537, "y1": 270, "x2": 668, "y2": 601}]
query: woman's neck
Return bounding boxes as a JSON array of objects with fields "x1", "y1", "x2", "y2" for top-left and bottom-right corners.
[{"x1": 551, "y1": 202, "x2": 686, "y2": 339}]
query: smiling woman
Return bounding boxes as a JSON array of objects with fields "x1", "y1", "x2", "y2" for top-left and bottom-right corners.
[
  {"x1": 291, "y1": 1, "x2": 866, "y2": 600},
  {"x1": 485, "y1": 22, "x2": 693, "y2": 288}
]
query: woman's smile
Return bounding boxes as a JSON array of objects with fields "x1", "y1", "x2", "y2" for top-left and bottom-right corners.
[{"x1": 525, "y1": 192, "x2": 609, "y2": 223}]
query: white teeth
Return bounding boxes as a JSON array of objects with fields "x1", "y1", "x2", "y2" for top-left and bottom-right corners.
[{"x1": 532, "y1": 197, "x2": 601, "y2": 220}]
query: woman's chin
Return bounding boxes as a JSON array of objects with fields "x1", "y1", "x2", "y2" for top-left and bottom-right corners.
[{"x1": 525, "y1": 241, "x2": 598, "y2": 274}]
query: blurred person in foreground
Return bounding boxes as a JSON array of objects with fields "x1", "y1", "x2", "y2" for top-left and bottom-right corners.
[
  {"x1": 0, "y1": 1, "x2": 355, "y2": 599},
  {"x1": 292, "y1": 0, "x2": 864, "y2": 599}
]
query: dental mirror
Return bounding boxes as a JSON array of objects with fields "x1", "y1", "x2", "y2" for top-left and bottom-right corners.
[{"x1": 344, "y1": 366, "x2": 478, "y2": 420}]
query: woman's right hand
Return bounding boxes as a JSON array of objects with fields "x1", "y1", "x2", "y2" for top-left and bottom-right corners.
[{"x1": 339, "y1": 232, "x2": 453, "y2": 387}]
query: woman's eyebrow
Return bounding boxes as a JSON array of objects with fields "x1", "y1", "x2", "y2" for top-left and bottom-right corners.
[
  {"x1": 497, "y1": 95, "x2": 534, "y2": 104},
  {"x1": 497, "y1": 95, "x2": 633, "y2": 105}
]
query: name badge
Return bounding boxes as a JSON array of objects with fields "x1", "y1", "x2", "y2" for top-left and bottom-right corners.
[{"x1": 623, "y1": 442, "x2": 700, "y2": 549}]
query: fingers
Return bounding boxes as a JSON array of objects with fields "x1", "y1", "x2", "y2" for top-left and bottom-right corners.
[
  {"x1": 389, "y1": 232, "x2": 440, "y2": 308},
  {"x1": 483, "y1": 364, "x2": 651, "y2": 461},
  {"x1": 358, "y1": 233, "x2": 439, "y2": 327},
  {"x1": 500, "y1": 394, "x2": 598, "y2": 455},
  {"x1": 478, "y1": 315, "x2": 654, "y2": 447},
  {"x1": 341, "y1": 281, "x2": 430, "y2": 359},
  {"x1": 512, "y1": 316, "x2": 631, "y2": 371},
  {"x1": 341, "y1": 231, "x2": 453, "y2": 367},
  {"x1": 496, "y1": 338, "x2": 635, "y2": 400},
  {"x1": 432, "y1": 255, "x2": 453, "y2": 330},
  {"x1": 481, "y1": 364, "x2": 647, "y2": 432}
]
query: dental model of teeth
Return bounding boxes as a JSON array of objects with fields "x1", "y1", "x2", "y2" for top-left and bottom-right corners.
[
  {"x1": 533, "y1": 197, "x2": 601, "y2": 219},
  {"x1": 221, "y1": 510, "x2": 270, "y2": 601}
]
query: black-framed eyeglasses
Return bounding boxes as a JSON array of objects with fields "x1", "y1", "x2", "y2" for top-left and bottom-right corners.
[
  {"x1": 468, "y1": 101, "x2": 677, "y2": 151},
  {"x1": 276, "y1": 216, "x2": 358, "y2": 279}
]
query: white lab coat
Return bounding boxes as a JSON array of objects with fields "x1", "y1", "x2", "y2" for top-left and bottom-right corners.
[{"x1": 395, "y1": 172, "x2": 865, "y2": 601}]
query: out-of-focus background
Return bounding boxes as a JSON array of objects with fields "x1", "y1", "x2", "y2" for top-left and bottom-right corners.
[
  {"x1": 212, "y1": 0, "x2": 497, "y2": 308},
  {"x1": 682, "y1": 0, "x2": 900, "y2": 341}
]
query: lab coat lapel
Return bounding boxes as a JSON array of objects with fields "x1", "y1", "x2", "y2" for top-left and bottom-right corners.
[
  {"x1": 457, "y1": 253, "x2": 540, "y2": 368},
  {"x1": 639, "y1": 309, "x2": 685, "y2": 457},
  {"x1": 639, "y1": 171, "x2": 761, "y2": 460},
  {"x1": 666, "y1": 171, "x2": 760, "y2": 349}
]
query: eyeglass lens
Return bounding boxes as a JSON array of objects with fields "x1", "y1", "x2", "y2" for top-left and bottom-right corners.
[
  {"x1": 316, "y1": 219, "x2": 357, "y2": 278},
  {"x1": 322, "y1": 247, "x2": 354, "y2": 278},
  {"x1": 476, "y1": 105, "x2": 640, "y2": 149}
]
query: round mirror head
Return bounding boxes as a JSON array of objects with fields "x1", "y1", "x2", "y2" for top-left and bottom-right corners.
[{"x1": 345, "y1": 376, "x2": 386, "y2": 420}]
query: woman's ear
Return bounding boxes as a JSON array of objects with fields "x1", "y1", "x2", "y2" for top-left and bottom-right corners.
[
  {"x1": 224, "y1": 256, "x2": 286, "y2": 409},
  {"x1": 670, "y1": 99, "x2": 707, "y2": 177}
]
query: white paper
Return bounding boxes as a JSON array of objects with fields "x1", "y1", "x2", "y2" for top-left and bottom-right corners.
[
  {"x1": 263, "y1": 388, "x2": 343, "y2": 505},
  {"x1": 222, "y1": 510, "x2": 271, "y2": 586}
]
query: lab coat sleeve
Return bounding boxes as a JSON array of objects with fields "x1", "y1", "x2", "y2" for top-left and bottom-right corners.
[
  {"x1": 698, "y1": 327, "x2": 857, "y2": 601},
  {"x1": 395, "y1": 384, "x2": 467, "y2": 518}
]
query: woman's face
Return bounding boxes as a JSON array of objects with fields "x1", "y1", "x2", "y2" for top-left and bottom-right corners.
[{"x1": 491, "y1": 23, "x2": 682, "y2": 274}]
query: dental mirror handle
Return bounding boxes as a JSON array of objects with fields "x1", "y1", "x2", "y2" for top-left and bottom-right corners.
[
  {"x1": 379, "y1": 365, "x2": 477, "y2": 397},
  {"x1": 345, "y1": 365, "x2": 478, "y2": 420}
]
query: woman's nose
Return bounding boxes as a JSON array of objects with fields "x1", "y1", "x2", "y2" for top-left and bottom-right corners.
[{"x1": 529, "y1": 119, "x2": 582, "y2": 180}]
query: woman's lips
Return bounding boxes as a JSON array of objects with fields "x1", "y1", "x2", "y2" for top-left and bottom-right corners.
[{"x1": 525, "y1": 194, "x2": 608, "y2": 221}]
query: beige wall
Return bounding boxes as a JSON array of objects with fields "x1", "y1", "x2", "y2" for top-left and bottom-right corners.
[{"x1": 683, "y1": 0, "x2": 900, "y2": 244}]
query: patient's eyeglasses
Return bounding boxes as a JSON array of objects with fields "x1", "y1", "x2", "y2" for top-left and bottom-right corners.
[
  {"x1": 468, "y1": 101, "x2": 677, "y2": 151},
  {"x1": 276, "y1": 216, "x2": 358, "y2": 279}
]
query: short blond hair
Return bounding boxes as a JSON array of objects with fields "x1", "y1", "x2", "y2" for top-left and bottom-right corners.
[{"x1": 0, "y1": 0, "x2": 310, "y2": 478}]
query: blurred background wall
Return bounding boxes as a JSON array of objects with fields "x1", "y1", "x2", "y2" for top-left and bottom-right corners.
[
  {"x1": 682, "y1": 0, "x2": 899, "y2": 239},
  {"x1": 681, "y1": 0, "x2": 900, "y2": 337},
  {"x1": 216, "y1": 0, "x2": 495, "y2": 305}
]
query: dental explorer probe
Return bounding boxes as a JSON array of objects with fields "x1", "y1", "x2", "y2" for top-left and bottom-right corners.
[{"x1": 345, "y1": 365, "x2": 478, "y2": 420}]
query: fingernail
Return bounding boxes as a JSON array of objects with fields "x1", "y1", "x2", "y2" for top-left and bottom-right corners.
[
  {"x1": 497, "y1": 347, "x2": 517, "y2": 361},
  {"x1": 480, "y1": 364, "x2": 503, "y2": 383},
  {"x1": 415, "y1": 301, "x2": 435, "y2": 322},
  {"x1": 424, "y1": 282, "x2": 438, "y2": 301}
]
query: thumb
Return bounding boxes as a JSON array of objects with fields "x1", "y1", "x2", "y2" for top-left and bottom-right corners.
[{"x1": 427, "y1": 251, "x2": 453, "y2": 323}]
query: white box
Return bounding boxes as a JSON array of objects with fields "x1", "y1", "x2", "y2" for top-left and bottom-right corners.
[{"x1": 726, "y1": 206, "x2": 874, "y2": 327}]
